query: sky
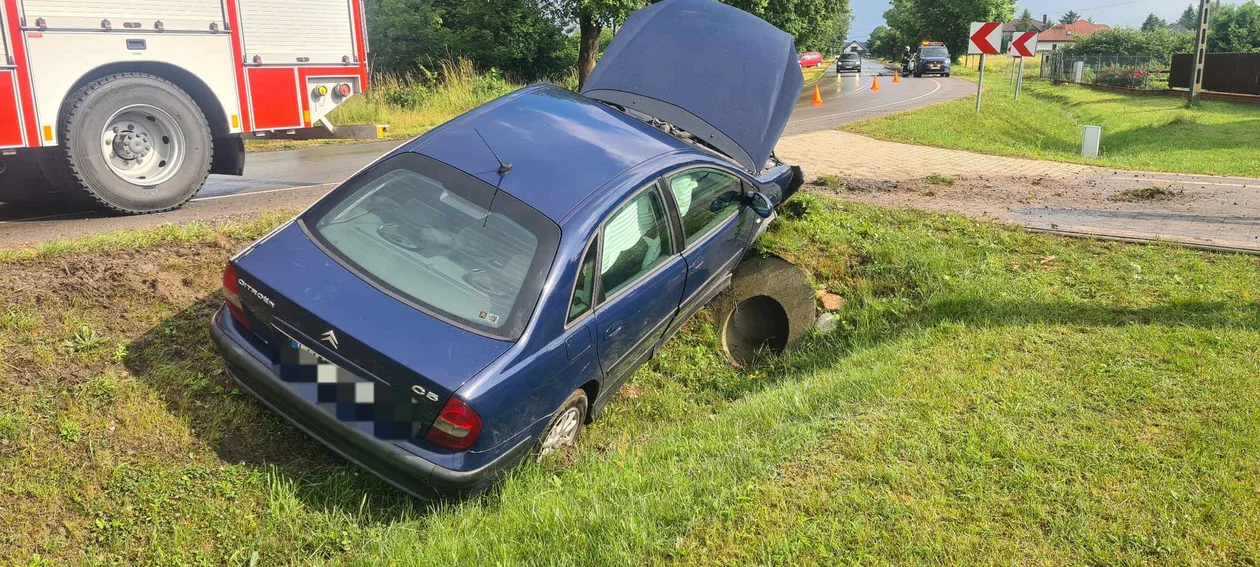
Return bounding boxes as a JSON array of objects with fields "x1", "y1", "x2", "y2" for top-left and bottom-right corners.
[{"x1": 848, "y1": 0, "x2": 1221, "y2": 41}]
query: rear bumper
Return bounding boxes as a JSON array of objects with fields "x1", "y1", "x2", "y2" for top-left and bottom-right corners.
[{"x1": 210, "y1": 307, "x2": 532, "y2": 500}]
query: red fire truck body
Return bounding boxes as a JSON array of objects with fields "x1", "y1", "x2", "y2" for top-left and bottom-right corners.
[{"x1": 0, "y1": 0, "x2": 371, "y2": 212}]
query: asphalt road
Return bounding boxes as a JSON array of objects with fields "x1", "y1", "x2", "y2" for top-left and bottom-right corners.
[{"x1": 0, "y1": 61, "x2": 971, "y2": 246}]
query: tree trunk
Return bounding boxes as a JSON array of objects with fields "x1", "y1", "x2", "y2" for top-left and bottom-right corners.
[{"x1": 577, "y1": 13, "x2": 602, "y2": 91}]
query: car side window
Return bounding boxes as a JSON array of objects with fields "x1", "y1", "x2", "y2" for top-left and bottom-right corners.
[
  {"x1": 568, "y1": 240, "x2": 598, "y2": 323},
  {"x1": 667, "y1": 168, "x2": 743, "y2": 247},
  {"x1": 599, "y1": 189, "x2": 674, "y2": 302}
]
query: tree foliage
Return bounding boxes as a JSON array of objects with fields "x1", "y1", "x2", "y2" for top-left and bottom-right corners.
[
  {"x1": 1141, "y1": 13, "x2": 1168, "y2": 32},
  {"x1": 878, "y1": 0, "x2": 1015, "y2": 61},
  {"x1": 366, "y1": 0, "x2": 573, "y2": 81},
  {"x1": 1207, "y1": 0, "x2": 1260, "y2": 53},
  {"x1": 1178, "y1": 5, "x2": 1199, "y2": 29},
  {"x1": 1015, "y1": 8, "x2": 1038, "y2": 32},
  {"x1": 1061, "y1": 27, "x2": 1193, "y2": 63},
  {"x1": 1059, "y1": 10, "x2": 1082, "y2": 24},
  {"x1": 724, "y1": 0, "x2": 854, "y2": 53}
]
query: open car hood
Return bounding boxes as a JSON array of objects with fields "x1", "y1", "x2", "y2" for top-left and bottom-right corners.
[{"x1": 580, "y1": 0, "x2": 803, "y2": 173}]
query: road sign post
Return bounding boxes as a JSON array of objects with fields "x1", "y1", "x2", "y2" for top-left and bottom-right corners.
[
  {"x1": 1008, "y1": 32, "x2": 1039, "y2": 100},
  {"x1": 1016, "y1": 57, "x2": 1026, "y2": 99},
  {"x1": 969, "y1": 22, "x2": 1003, "y2": 113}
]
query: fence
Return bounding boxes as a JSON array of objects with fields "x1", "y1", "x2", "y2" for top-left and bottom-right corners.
[
  {"x1": 1170, "y1": 52, "x2": 1260, "y2": 96},
  {"x1": 1040, "y1": 53, "x2": 1170, "y2": 90}
]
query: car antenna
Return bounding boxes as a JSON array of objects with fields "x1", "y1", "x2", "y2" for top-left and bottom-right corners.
[{"x1": 474, "y1": 129, "x2": 513, "y2": 178}]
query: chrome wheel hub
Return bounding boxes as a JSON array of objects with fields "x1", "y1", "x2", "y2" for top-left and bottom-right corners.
[
  {"x1": 101, "y1": 104, "x2": 184, "y2": 186},
  {"x1": 539, "y1": 407, "x2": 582, "y2": 456}
]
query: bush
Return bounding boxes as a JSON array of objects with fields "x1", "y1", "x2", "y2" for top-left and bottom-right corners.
[{"x1": 1095, "y1": 64, "x2": 1151, "y2": 88}]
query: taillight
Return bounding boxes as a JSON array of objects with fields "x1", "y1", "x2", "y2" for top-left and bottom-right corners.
[
  {"x1": 425, "y1": 396, "x2": 482, "y2": 451},
  {"x1": 222, "y1": 264, "x2": 250, "y2": 329}
]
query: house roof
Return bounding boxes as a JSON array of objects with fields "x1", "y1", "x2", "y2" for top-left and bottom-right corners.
[
  {"x1": 847, "y1": 40, "x2": 868, "y2": 50},
  {"x1": 1002, "y1": 20, "x2": 1049, "y2": 33},
  {"x1": 1039, "y1": 21, "x2": 1110, "y2": 42}
]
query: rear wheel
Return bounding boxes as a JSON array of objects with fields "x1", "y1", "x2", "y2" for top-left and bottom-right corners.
[
  {"x1": 59, "y1": 73, "x2": 212, "y2": 214},
  {"x1": 538, "y1": 390, "x2": 588, "y2": 458}
]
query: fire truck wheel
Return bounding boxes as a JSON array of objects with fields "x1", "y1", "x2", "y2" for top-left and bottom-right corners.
[{"x1": 61, "y1": 73, "x2": 212, "y2": 214}]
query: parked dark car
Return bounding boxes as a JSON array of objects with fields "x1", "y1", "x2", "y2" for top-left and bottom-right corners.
[
  {"x1": 211, "y1": 0, "x2": 805, "y2": 500},
  {"x1": 837, "y1": 52, "x2": 863, "y2": 73},
  {"x1": 913, "y1": 43, "x2": 952, "y2": 77}
]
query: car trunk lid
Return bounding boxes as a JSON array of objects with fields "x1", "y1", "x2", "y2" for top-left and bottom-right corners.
[{"x1": 230, "y1": 223, "x2": 513, "y2": 440}]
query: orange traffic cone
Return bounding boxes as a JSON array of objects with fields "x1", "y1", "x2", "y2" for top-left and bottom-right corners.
[
  {"x1": 871, "y1": 75, "x2": 881, "y2": 91},
  {"x1": 893, "y1": 71, "x2": 901, "y2": 83},
  {"x1": 812, "y1": 84, "x2": 823, "y2": 106}
]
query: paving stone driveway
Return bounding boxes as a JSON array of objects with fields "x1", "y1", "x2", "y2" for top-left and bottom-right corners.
[{"x1": 778, "y1": 131, "x2": 1260, "y2": 254}]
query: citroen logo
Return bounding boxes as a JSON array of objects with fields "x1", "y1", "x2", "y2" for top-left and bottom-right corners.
[{"x1": 321, "y1": 330, "x2": 339, "y2": 349}]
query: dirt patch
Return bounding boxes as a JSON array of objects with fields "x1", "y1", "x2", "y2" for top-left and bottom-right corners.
[
  {"x1": 0, "y1": 238, "x2": 244, "y2": 385},
  {"x1": 1110, "y1": 186, "x2": 1182, "y2": 202}
]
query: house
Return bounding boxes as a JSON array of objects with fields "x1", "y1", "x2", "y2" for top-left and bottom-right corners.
[
  {"x1": 1002, "y1": 17, "x2": 1050, "y2": 34},
  {"x1": 843, "y1": 41, "x2": 868, "y2": 56},
  {"x1": 1038, "y1": 21, "x2": 1111, "y2": 51}
]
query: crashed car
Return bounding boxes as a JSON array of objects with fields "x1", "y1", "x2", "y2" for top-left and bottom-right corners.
[{"x1": 210, "y1": 0, "x2": 805, "y2": 499}]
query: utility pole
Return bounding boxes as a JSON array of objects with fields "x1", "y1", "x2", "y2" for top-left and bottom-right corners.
[{"x1": 1189, "y1": 0, "x2": 1212, "y2": 105}]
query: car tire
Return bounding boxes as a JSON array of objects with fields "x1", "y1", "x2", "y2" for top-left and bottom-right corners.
[
  {"x1": 60, "y1": 73, "x2": 212, "y2": 214},
  {"x1": 538, "y1": 389, "x2": 589, "y2": 459},
  {"x1": 914, "y1": 72, "x2": 922, "y2": 78},
  {"x1": 945, "y1": 73, "x2": 951, "y2": 77}
]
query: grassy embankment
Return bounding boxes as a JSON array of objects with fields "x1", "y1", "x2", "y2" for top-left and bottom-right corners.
[
  {"x1": 3, "y1": 194, "x2": 1258, "y2": 564},
  {"x1": 846, "y1": 58, "x2": 1260, "y2": 178}
]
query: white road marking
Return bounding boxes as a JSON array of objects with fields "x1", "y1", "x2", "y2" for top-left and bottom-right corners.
[
  {"x1": 789, "y1": 79, "x2": 944, "y2": 125},
  {"x1": 0, "y1": 210, "x2": 93, "y2": 225}
]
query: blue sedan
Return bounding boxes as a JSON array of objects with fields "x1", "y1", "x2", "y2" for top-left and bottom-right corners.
[{"x1": 211, "y1": 0, "x2": 805, "y2": 499}]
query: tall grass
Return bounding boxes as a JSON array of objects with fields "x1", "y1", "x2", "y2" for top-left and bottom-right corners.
[
  {"x1": 330, "y1": 58, "x2": 520, "y2": 138},
  {"x1": 247, "y1": 58, "x2": 532, "y2": 150}
]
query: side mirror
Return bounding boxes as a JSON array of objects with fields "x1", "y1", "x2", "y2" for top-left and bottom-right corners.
[{"x1": 746, "y1": 192, "x2": 774, "y2": 219}]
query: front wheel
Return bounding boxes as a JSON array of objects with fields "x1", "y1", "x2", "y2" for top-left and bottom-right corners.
[
  {"x1": 538, "y1": 390, "x2": 588, "y2": 459},
  {"x1": 60, "y1": 73, "x2": 212, "y2": 214}
]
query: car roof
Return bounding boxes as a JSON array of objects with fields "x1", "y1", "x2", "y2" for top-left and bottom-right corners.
[{"x1": 402, "y1": 84, "x2": 690, "y2": 222}]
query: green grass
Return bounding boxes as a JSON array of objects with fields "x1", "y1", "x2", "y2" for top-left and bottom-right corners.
[
  {"x1": 2, "y1": 196, "x2": 1259, "y2": 564},
  {"x1": 845, "y1": 70, "x2": 1260, "y2": 178}
]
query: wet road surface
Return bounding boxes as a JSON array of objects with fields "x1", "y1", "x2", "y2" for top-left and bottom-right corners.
[{"x1": 0, "y1": 61, "x2": 972, "y2": 246}]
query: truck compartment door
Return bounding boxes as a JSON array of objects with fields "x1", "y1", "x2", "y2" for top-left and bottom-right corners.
[
  {"x1": 247, "y1": 67, "x2": 302, "y2": 130},
  {"x1": 19, "y1": 0, "x2": 224, "y2": 32},
  {"x1": 0, "y1": 70, "x2": 23, "y2": 148},
  {"x1": 239, "y1": 0, "x2": 357, "y2": 65}
]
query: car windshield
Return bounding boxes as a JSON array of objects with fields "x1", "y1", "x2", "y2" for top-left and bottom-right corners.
[
  {"x1": 920, "y1": 47, "x2": 949, "y2": 58},
  {"x1": 841, "y1": 53, "x2": 859, "y2": 61},
  {"x1": 302, "y1": 152, "x2": 561, "y2": 340}
]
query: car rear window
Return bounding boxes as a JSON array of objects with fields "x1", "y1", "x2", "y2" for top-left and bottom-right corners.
[
  {"x1": 920, "y1": 47, "x2": 949, "y2": 58},
  {"x1": 301, "y1": 152, "x2": 560, "y2": 341}
]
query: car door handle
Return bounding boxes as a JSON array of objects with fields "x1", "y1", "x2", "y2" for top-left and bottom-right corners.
[
  {"x1": 689, "y1": 257, "x2": 706, "y2": 272},
  {"x1": 603, "y1": 322, "x2": 625, "y2": 341}
]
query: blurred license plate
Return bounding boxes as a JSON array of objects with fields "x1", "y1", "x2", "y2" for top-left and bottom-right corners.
[
  {"x1": 930, "y1": 64, "x2": 941, "y2": 69},
  {"x1": 275, "y1": 327, "x2": 420, "y2": 439}
]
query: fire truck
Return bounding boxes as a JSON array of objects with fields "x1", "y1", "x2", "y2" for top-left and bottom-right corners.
[{"x1": 0, "y1": 0, "x2": 373, "y2": 213}]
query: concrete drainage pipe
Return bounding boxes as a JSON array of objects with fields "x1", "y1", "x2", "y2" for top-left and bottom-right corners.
[{"x1": 711, "y1": 255, "x2": 817, "y2": 367}]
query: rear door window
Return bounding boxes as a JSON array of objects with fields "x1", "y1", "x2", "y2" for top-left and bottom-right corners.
[
  {"x1": 302, "y1": 152, "x2": 560, "y2": 340},
  {"x1": 599, "y1": 188, "x2": 675, "y2": 302}
]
